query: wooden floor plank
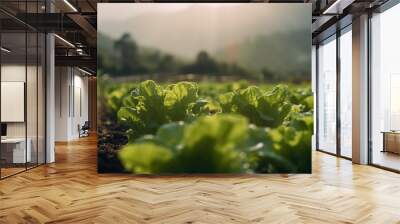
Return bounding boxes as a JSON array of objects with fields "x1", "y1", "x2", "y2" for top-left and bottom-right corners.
[{"x1": 0, "y1": 135, "x2": 400, "y2": 223}]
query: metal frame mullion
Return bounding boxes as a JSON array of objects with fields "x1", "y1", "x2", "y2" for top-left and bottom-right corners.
[
  {"x1": 0, "y1": 23, "x2": 2, "y2": 179},
  {"x1": 336, "y1": 27, "x2": 341, "y2": 157},
  {"x1": 316, "y1": 44, "x2": 320, "y2": 151},
  {"x1": 367, "y1": 10, "x2": 373, "y2": 165},
  {"x1": 25, "y1": 0, "x2": 28, "y2": 171},
  {"x1": 36, "y1": 0, "x2": 39, "y2": 168}
]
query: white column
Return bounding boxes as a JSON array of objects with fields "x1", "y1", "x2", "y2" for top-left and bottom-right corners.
[
  {"x1": 46, "y1": 32, "x2": 55, "y2": 163},
  {"x1": 352, "y1": 14, "x2": 369, "y2": 164}
]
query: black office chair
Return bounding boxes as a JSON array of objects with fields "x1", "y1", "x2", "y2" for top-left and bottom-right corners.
[{"x1": 79, "y1": 121, "x2": 90, "y2": 138}]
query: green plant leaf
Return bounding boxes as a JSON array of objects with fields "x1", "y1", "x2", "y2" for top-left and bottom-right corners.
[{"x1": 119, "y1": 143, "x2": 173, "y2": 174}]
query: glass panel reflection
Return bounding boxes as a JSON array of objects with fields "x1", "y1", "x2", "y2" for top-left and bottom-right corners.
[
  {"x1": 371, "y1": 4, "x2": 400, "y2": 171},
  {"x1": 1, "y1": 31, "x2": 27, "y2": 177},
  {"x1": 317, "y1": 36, "x2": 337, "y2": 154},
  {"x1": 339, "y1": 28, "x2": 352, "y2": 158}
]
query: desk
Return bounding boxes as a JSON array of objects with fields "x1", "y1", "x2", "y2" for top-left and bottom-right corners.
[
  {"x1": 381, "y1": 131, "x2": 400, "y2": 154},
  {"x1": 1, "y1": 138, "x2": 31, "y2": 163}
]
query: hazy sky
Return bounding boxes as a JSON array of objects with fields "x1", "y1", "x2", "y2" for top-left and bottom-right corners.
[
  {"x1": 98, "y1": 3, "x2": 311, "y2": 50},
  {"x1": 98, "y1": 3, "x2": 311, "y2": 75},
  {"x1": 98, "y1": 3, "x2": 257, "y2": 22}
]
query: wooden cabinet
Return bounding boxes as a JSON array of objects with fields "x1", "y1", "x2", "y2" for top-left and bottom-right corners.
[{"x1": 382, "y1": 132, "x2": 400, "y2": 154}]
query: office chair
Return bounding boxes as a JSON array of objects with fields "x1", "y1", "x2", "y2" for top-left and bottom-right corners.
[{"x1": 79, "y1": 121, "x2": 90, "y2": 138}]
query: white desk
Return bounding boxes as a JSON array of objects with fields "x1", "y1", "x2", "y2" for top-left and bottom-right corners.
[{"x1": 1, "y1": 138, "x2": 31, "y2": 163}]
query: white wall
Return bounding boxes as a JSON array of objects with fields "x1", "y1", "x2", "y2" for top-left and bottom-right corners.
[
  {"x1": 1, "y1": 65, "x2": 26, "y2": 139},
  {"x1": 72, "y1": 73, "x2": 89, "y2": 138},
  {"x1": 1, "y1": 65, "x2": 37, "y2": 138},
  {"x1": 55, "y1": 67, "x2": 70, "y2": 141},
  {"x1": 55, "y1": 67, "x2": 89, "y2": 141}
]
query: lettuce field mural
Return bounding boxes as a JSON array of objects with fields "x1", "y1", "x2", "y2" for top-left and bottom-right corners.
[{"x1": 98, "y1": 3, "x2": 312, "y2": 174}]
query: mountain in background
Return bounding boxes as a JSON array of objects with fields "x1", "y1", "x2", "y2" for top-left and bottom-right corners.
[
  {"x1": 98, "y1": 32, "x2": 114, "y2": 53},
  {"x1": 214, "y1": 29, "x2": 310, "y2": 77}
]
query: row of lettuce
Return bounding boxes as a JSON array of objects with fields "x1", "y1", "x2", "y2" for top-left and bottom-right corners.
[{"x1": 99, "y1": 80, "x2": 313, "y2": 173}]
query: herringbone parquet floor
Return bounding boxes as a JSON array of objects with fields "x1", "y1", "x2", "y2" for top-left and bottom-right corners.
[{"x1": 1, "y1": 135, "x2": 400, "y2": 224}]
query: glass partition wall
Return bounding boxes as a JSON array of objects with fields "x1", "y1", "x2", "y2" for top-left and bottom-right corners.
[
  {"x1": 316, "y1": 1, "x2": 400, "y2": 171},
  {"x1": 0, "y1": 31, "x2": 27, "y2": 177},
  {"x1": 370, "y1": 2, "x2": 400, "y2": 171},
  {"x1": 339, "y1": 27, "x2": 352, "y2": 159},
  {"x1": 316, "y1": 26, "x2": 352, "y2": 159},
  {"x1": 317, "y1": 35, "x2": 337, "y2": 154},
  {"x1": 0, "y1": 3, "x2": 46, "y2": 179}
]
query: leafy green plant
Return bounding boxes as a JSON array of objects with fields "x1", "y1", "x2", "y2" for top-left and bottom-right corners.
[
  {"x1": 100, "y1": 79, "x2": 313, "y2": 174},
  {"x1": 287, "y1": 87, "x2": 314, "y2": 112},
  {"x1": 119, "y1": 143, "x2": 173, "y2": 174},
  {"x1": 119, "y1": 113, "x2": 312, "y2": 174},
  {"x1": 219, "y1": 85, "x2": 294, "y2": 127},
  {"x1": 117, "y1": 80, "x2": 211, "y2": 140},
  {"x1": 119, "y1": 114, "x2": 249, "y2": 173},
  {"x1": 247, "y1": 112, "x2": 313, "y2": 173}
]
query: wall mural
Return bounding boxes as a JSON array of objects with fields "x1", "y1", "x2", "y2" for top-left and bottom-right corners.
[{"x1": 97, "y1": 3, "x2": 312, "y2": 174}]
